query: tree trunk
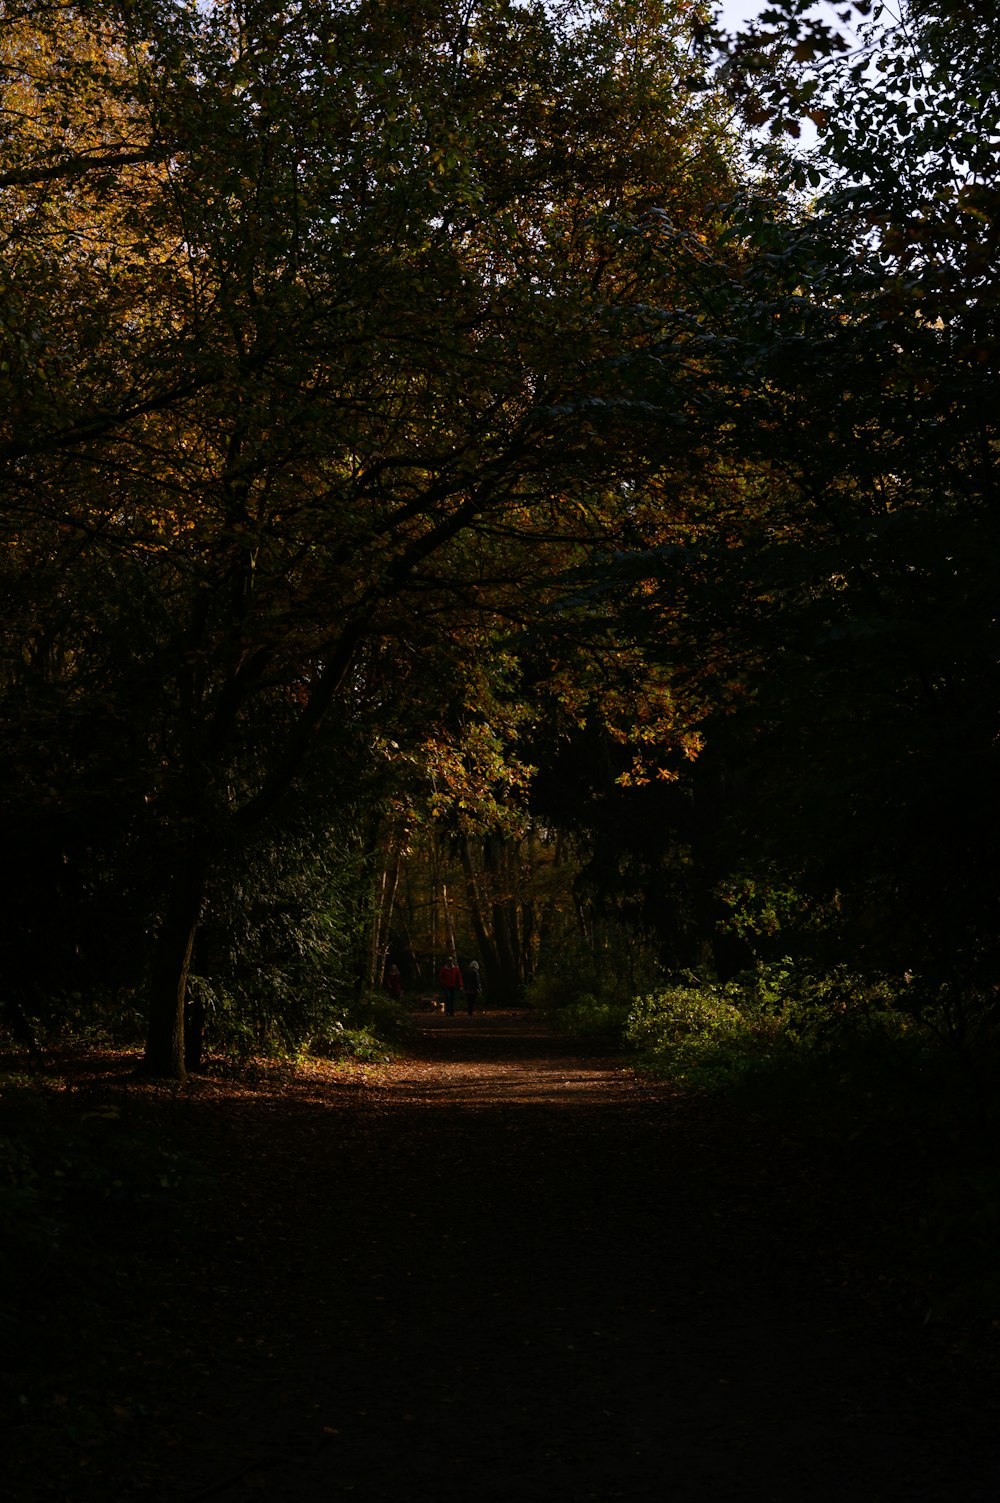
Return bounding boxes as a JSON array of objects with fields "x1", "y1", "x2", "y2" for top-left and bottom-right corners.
[
  {"x1": 139, "y1": 624, "x2": 366, "y2": 1075},
  {"x1": 370, "y1": 828, "x2": 404, "y2": 988},
  {"x1": 141, "y1": 849, "x2": 207, "y2": 1079},
  {"x1": 460, "y1": 836, "x2": 503, "y2": 1002},
  {"x1": 491, "y1": 895, "x2": 520, "y2": 1000},
  {"x1": 440, "y1": 879, "x2": 457, "y2": 960},
  {"x1": 520, "y1": 898, "x2": 537, "y2": 988},
  {"x1": 484, "y1": 835, "x2": 520, "y2": 1001}
]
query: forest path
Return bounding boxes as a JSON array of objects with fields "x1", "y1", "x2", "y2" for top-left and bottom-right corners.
[
  {"x1": 162, "y1": 1010, "x2": 998, "y2": 1503},
  {"x1": 13, "y1": 1012, "x2": 998, "y2": 1501}
]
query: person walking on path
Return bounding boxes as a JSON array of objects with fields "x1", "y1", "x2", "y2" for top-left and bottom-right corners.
[
  {"x1": 438, "y1": 957, "x2": 463, "y2": 1016},
  {"x1": 385, "y1": 964, "x2": 404, "y2": 1003},
  {"x1": 464, "y1": 959, "x2": 482, "y2": 1015}
]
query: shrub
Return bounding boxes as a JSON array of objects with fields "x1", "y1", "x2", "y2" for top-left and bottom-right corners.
[
  {"x1": 305, "y1": 993, "x2": 413, "y2": 1063},
  {"x1": 547, "y1": 993, "x2": 631, "y2": 1045},
  {"x1": 528, "y1": 922, "x2": 664, "y2": 1029},
  {"x1": 625, "y1": 978, "x2": 779, "y2": 1090}
]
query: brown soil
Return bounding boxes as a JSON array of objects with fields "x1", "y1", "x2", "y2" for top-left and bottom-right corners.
[{"x1": 5, "y1": 1010, "x2": 1000, "y2": 1501}]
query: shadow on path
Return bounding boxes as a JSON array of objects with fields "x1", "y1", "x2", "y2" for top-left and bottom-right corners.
[{"x1": 165, "y1": 1012, "x2": 998, "y2": 1503}]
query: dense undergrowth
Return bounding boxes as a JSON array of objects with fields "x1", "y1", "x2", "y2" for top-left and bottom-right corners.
[
  {"x1": 537, "y1": 959, "x2": 1000, "y2": 1324},
  {"x1": 12, "y1": 984, "x2": 414, "y2": 1068}
]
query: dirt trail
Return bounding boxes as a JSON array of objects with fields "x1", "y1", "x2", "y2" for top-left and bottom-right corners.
[
  {"x1": 15, "y1": 1012, "x2": 998, "y2": 1501},
  {"x1": 153, "y1": 1011, "x2": 998, "y2": 1503}
]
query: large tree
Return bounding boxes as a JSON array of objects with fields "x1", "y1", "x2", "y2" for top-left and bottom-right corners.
[{"x1": 0, "y1": 0, "x2": 741, "y2": 1072}]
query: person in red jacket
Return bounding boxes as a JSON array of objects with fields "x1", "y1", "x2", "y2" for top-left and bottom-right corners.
[{"x1": 438, "y1": 957, "x2": 463, "y2": 1016}]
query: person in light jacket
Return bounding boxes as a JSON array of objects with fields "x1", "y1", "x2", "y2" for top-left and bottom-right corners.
[{"x1": 464, "y1": 959, "x2": 482, "y2": 1015}]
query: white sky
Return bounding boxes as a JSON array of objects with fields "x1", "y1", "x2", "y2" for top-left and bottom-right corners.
[
  {"x1": 715, "y1": 1, "x2": 864, "y2": 31},
  {"x1": 716, "y1": 0, "x2": 770, "y2": 22}
]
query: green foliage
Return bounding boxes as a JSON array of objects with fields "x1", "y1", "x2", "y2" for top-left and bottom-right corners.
[
  {"x1": 193, "y1": 806, "x2": 370, "y2": 1058},
  {"x1": 0, "y1": 0, "x2": 744, "y2": 1074},
  {"x1": 624, "y1": 962, "x2": 921, "y2": 1091},
  {"x1": 715, "y1": 870, "x2": 815, "y2": 944},
  {"x1": 586, "y1": 0, "x2": 1000, "y2": 994},
  {"x1": 624, "y1": 960, "x2": 1000, "y2": 1315},
  {"x1": 305, "y1": 993, "x2": 413, "y2": 1064},
  {"x1": 1, "y1": 990, "x2": 148, "y2": 1052},
  {"x1": 530, "y1": 922, "x2": 664, "y2": 1043},
  {"x1": 204, "y1": 986, "x2": 412, "y2": 1066},
  {"x1": 545, "y1": 995, "x2": 633, "y2": 1046},
  {"x1": 626, "y1": 975, "x2": 777, "y2": 1089},
  {"x1": 306, "y1": 1024, "x2": 388, "y2": 1065},
  {"x1": 530, "y1": 924, "x2": 664, "y2": 1011}
]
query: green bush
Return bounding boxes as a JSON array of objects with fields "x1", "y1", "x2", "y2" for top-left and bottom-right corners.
[
  {"x1": 528, "y1": 923, "x2": 664, "y2": 1031},
  {"x1": 547, "y1": 993, "x2": 632, "y2": 1045},
  {"x1": 306, "y1": 993, "x2": 413, "y2": 1063},
  {"x1": 625, "y1": 978, "x2": 780, "y2": 1090},
  {"x1": 621, "y1": 963, "x2": 1000, "y2": 1320},
  {"x1": 621, "y1": 963, "x2": 921, "y2": 1092}
]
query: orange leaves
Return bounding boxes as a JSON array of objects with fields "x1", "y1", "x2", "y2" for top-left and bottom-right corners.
[
  {"x1": 617, "y1": 755, "x2": 679, "y2": 788},
  {"x1": 422, "y1": 722, "x2": 536, "y2": 838}
]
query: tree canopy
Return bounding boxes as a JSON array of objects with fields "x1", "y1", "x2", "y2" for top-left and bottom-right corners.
[
  {"x1": 2, "y1": 0, "x2": 997, "y2": 1079},
  {"x1": 1, "y1": 0, "x2": 745, "y2": 1072}
]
